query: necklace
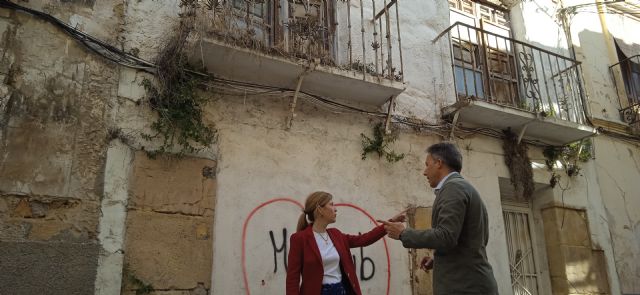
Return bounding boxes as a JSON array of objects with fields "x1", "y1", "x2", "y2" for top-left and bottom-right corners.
[{"x1": 317, "y1": 232, "x2": 329, "y2": 245}]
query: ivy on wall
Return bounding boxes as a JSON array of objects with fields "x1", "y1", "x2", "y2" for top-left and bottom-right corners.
[{"x1": 141, "y1": 0, "x2": 216, "y2": 157}]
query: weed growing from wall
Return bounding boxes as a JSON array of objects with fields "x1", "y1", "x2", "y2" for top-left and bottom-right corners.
[
  {"x1": 142, "y1": 1, "x2": 216, "y2": 156},
  {"x1": 361, "y1": 122, "x2": 405, "y2": 163},
  {"x1": 122, "y1": 264, "x2": 154, "y2": 295},
  {"x1": 502, "y1": 129, "x2": 535, "y2": 199}
]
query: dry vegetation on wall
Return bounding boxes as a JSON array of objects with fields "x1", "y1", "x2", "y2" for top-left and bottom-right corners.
[
  {"x1": 141, "y1": 0, "x2": 216, "y2": 156},
  {"x1": 502, "y1": 129, "x2": 535, "y2": 199}
]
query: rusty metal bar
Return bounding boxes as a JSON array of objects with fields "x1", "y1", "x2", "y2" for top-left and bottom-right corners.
[
  {"x1": 546, "y1": 53, "x2": 560, "y2": 116},
  {"x1": 360, "y1": 0, "x2": 366, "y2": 79},
  {"x1": 383, "y1": 0, "x2": 393, "y2": 79},
  {"x1": 395, "y1": 0, "x2": 404, "y2": 82},
  {"x1": 609, "y1": 54, "x2": 640, "y2": 69},
  {"x1": 374, "y1": 0, "x2": 396, "y2": 20},
  {"x1": 511, "y1": 41, "x2": 524, "y2": 108},
  {"x1": 536, "y1": 48, "x2": 553, "y2": 112},
  {"x1": 456, "y1": 25, "x2": 469, "y2": 98},
  {"x1": 554, "y1": 55, "x2": 568, "y2": 120},
  {"x1": 379, "y1": 7, "x2": 385, "y2": 77},
  {"x1": 436, "y1": 22, "x2": 580, "y2": 64},
  {"x1": 347, "y1": 0, "x2": 352, "y2": 67},
  {"x1": 372, "y1": 0, "x2": 380, "y2": 75},
  {"x1": 479, "y1": 26, "x2": 490, "y2": 100}
]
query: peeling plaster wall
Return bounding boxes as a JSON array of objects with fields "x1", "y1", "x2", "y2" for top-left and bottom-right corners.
[
  {"x1": 568, "y1": 1, "x2": 622, "y2": 123},
  {"x1": 593, "y1": 137, "x2": 640, "y2": 294},
  {"x1": 204, "y1": 90, "x2": 615, "y2": 294},
  {"x1": 386, "y1": 0, "x2": 455, "y2": 122},
  {"x1": 205, "y1": 92, "x2": 519, "y2": 294}
]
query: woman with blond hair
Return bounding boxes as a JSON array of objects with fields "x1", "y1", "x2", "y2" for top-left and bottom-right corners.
[{"x1": 286, "y1": 191, "x2": 404, "y2": 295}]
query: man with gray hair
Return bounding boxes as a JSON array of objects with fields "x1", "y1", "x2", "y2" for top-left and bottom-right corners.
[{"x1": 379, "y1": 142, "x2": 498, "y2": 295}]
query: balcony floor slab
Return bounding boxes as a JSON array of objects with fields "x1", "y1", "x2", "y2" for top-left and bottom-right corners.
[
  {"x1": 194, "y1": 38, "x2": 406, "y2": 106},
  {"x1": 443, "y1": 99, "x2": 598, "y2": 146}
]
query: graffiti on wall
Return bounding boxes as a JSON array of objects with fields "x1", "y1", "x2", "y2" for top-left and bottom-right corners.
[{"x1": 242, "y1": 198, "x2": 391, "y2": 295}]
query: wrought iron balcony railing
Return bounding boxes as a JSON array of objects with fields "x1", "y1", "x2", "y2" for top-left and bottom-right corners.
[
  {"x1": 202, "y1": 0, "x2": 404, "y2": 82},
  {"x1": 610, "y1": 55, "x2": 640, "y2": 125},
  {"x1": 435, "y1": 22, "x2": 588, "y2": 125}
]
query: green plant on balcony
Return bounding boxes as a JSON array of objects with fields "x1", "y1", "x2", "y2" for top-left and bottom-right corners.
[
  {"x1": 543, "y1": 139, "x2": 592, "y2": 187},
  {"x1": 361, "y1": 123, "x2": 405, "y2": 163}
]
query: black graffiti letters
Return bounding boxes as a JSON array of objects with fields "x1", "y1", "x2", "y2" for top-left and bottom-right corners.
[
  {"x1": 359, "y1": 246, "x2": 375, "y2": 280},
  {"x1": 269, "y1": 228, "x2": 375, "y2": 281},
  {"x1": 269, "y1": 228, "x2": 288, "y2": 273}
]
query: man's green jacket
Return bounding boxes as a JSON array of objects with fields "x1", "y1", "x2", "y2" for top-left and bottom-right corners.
[{"x1": 400, "y1": 173, "x2": 498, "y2": 295}]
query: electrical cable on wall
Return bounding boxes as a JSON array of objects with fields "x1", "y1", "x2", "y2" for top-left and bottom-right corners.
[{"x1": 2, "y1": 0, "x2": 636, "y2": 147}]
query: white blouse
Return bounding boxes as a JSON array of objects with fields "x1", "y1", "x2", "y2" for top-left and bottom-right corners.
[{"x1": 313, "y1": 231, "x2": 343, "y2": 284}]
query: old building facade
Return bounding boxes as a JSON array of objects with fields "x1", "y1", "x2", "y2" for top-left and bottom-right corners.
[{"x1": 0, "y1": 0, "x2": 639, "y2": 294}]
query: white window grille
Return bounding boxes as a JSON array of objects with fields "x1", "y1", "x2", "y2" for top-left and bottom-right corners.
[{"x1": 503, "y1": 203, "x2": 540, "y2": 295}]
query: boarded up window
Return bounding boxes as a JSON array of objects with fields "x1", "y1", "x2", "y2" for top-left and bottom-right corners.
[{"x1": 407, "y1": 207, "x2": 434, "y2": 295}]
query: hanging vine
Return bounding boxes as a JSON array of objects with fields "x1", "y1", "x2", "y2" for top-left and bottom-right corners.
[
  {"x1": 361, "y1": 122, "x2": 405, "y2": 163},
  {"x1": 502, "y1": 129, "x2": 535, "y2": 199},
  {"x1": 141, "y1": 0, "x2": 217, "y2": 157}
]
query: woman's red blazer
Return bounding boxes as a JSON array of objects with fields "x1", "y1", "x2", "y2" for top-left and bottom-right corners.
[{"x1": 286, "y1": 224, "x2": 386, "y2": 295}]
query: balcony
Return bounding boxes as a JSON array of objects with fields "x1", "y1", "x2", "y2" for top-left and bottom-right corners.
[
  {"x1": 435, "y1": 22, "x2": 597, "y2": 146},
  {"x1": 610, "y1": 55, "x2": 640, "y2": 126},
  {"x1": 193, "y1": 0, "x2": 406, "y2": 105}
]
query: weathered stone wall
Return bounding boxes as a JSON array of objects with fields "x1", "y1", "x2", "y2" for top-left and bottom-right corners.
[
  {"x1": 121, "y1": 152, "x2": 215, "y2": 294},
  {"x1": 0, "y1": 2, "x2": 119, "y2": 293}
]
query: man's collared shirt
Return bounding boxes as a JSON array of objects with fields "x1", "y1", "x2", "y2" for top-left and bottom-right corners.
[{"x1": 434, "y1": 172, "x2": 458, "y2": 194}]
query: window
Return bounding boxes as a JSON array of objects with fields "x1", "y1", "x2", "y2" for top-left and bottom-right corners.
[
  {"x1": 219, "y1": 0, "x2": 338, "y2": 61},
  {"x1": 230, "y1": 0, "x2": 275, "y2": 46},
  {"x1": 286, "y1": 0, "x2": 336, "y2": 61},
  {"x1": 449, "y1": 0, "x2": 475, "y2": 15},
  {"x1": 615, "y1": 43, "x2": 640, "y2": 107},
  {"x1": 448, "y1": 0, "x2": 519, "y2": 106},
  {"x1": 453, "y1": 41, "x2": 485, "y2": 98},
  {"x1": 448, "y1": 0, "x2": 510, "y2": 28}
]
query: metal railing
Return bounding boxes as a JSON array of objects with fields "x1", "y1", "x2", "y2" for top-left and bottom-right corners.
[
  {"x1": 434, "y1": 22, "x2": 588, "y2": 124},
  {"x1": 610, "y1": 55, "x2": 640, "y2": 124},
  {"x1": 203, "y1": 0, "x2": 404, "y2": 82}
]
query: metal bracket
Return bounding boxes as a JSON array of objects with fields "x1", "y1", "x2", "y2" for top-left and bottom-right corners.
[
  {"x1": 449, "y1": 111, "x2": 460, "y2": 140},
  {"x1": 286, "y1": 65, "x2": 315, "y2": 130},
  {"x1": 384, "y1": 95, "x2": 396, "y2": 134},
  {"x1": 516, "y1": 122, "x2": 533, "y2": 144}
]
